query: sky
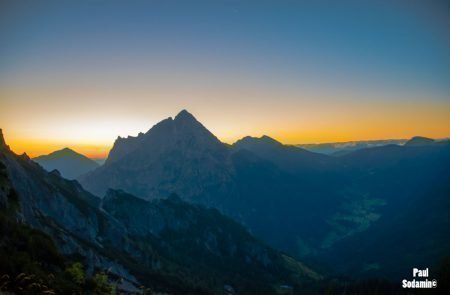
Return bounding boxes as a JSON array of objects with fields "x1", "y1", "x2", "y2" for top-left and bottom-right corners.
[{"x1": 1, "y1": 0, "x2": 449, "y2": 158}]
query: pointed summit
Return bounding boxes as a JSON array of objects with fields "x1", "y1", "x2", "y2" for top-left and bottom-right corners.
[
  {"x1": 0, "y1": 128, "x2": 9, "y2": 150},
  {"x1": 80, "y1": 109, "x2": 230, "y2": 199},
  {"x1": 0, "y1": 128, "x2": 5, "y2": 147},
  {"x1": 42, "y1": 147, "x2": 83, "y2": 158},
  {"x1": 173, "y1": 109, "x2": 207, "y2": 130},
  {"x1": 34, "y1": 147, "x2": 99, "y2": 179},
  {"x1": 173, "y1": 109, "x2": 207, "y2": 132},
  {"x1": 105, "y1": 110, "x2": 214, "y2": 166},
  {"x1": 59, "y1": 147, "x2": 76, "y2": 154},
  {"x1": 175, "y1": 109, "x2": 196, "y2": 121}
]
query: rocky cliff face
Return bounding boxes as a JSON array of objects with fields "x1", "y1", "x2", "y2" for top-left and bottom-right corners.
[
  {"x1": 0, "y1": 129, "x2": 9, "y2": 151},
  {"x1": 80, "y1": 110, "x2": 238, "y2": 208},
  {"x1": 0, "y1": 134, "x2": 139, "y2": 288}
]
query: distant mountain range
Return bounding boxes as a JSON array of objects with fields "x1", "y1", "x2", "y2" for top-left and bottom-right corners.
[
  {"x1": 297, "y1": 136, "x2": 449, "y2": 156},
  {"x1": 34, "y1": 147, "x2": 99, "y2": 179},
  {"x1": 0, "y1": 128, "x2": 319, "y2": 294},
  {"x1": 297, "y1": 139, "x2": 408, "y2": 155},
  {"x1": 77, "y1": 110, "x2": 450, "y2": 281}
]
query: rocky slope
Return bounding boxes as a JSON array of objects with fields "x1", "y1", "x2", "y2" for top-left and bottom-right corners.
[
  {"x1": 0, "y1": 128, "x2": 320, "y2": 294},
  {"x1": 0, "y1": 130, "x2": 140, "y2": 291},
  {"x1": 80, "y1": 110, "x2": 238, "y2": 209},
  {"x1": 101, "y1": 189, "x2": 321, "y2": 294}
]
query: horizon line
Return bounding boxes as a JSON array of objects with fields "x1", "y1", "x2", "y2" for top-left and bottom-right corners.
[{"x1": 3, "y1": 128, "x2": 448, "y2": 160}]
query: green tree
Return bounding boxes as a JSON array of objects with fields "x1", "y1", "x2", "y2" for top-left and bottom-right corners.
[
  {"x1": 65, "y1": 262, "x2": 85, "y2": 285},
  {"x1": 92, "y1": 272, "x2": 113, "y2": 294}
]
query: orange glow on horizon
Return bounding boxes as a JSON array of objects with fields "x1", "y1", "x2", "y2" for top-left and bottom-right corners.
[
  {"x1": 5, "y1": 123, "x2": 450, "y2": 160},
  {"x1": 1, "y1": 0, "x2": 450, "y2": 160},
  {"x1": 6, "y1": 139, "x2": 111, "y2": 159},
  {"x1": 2, "y1": 88, "x2": 450, "y2": 159}
]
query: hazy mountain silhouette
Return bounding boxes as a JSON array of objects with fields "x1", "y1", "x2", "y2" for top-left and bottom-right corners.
[
  {"x1": 297, "y1": 139, "x2": 407, "y2": 155},
  {"x1": 34, "y1": 147, "x2": 99, "y2": 179},
  {"x1": 233, "y1": 135, "x2": 333, "y2": 172},
  {"x1": 404, "y1": 136, "x2": 435, "y2": 146}
]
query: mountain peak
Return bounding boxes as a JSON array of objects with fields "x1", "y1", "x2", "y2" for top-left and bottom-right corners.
[
  {"x1": 34, "y1": 147, "x2": 99, "y2": 179},
  {"x1": 59, "y1": 147, "x2": 76, "y2": 154},
  {"x1": 234, "y1": 135, "x2": 282, "y2": 149},
  {"x1": 81, "y1": 110, "x2": 229, "y2": 199},
  {"x1": 45, "y1": 147, "x2": 83, "y2": 158},
  {"x1": 174, "y1": 109, "x2": 197, "y2": 122},
  {"x1": 405, "y1": 136, "x2": 435, "y2": 146},
  {"x1": 104, "y1": 110, "x2": 221, "y2": 167},
  {"x1": 260, "y1": 135, "x2": 282, "y2": 145},
  {"x1": 0, "y1": 128, "x2": 5, "y2": 147},
  {"x1": 168, "y1": 110, "x2": 219, "y2": 143},
  {"x1": 0, "y1": 129, "x2": 10, "y2": 151}
]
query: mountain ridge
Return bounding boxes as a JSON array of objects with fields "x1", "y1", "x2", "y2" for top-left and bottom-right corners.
[{"x1": 0, "y1": 129, "x2": 321, "y2": 294}]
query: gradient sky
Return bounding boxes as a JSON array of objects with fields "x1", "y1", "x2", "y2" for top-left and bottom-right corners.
[{"x1": 1, "y1": 0, "x2": 449, "y2": 158}]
